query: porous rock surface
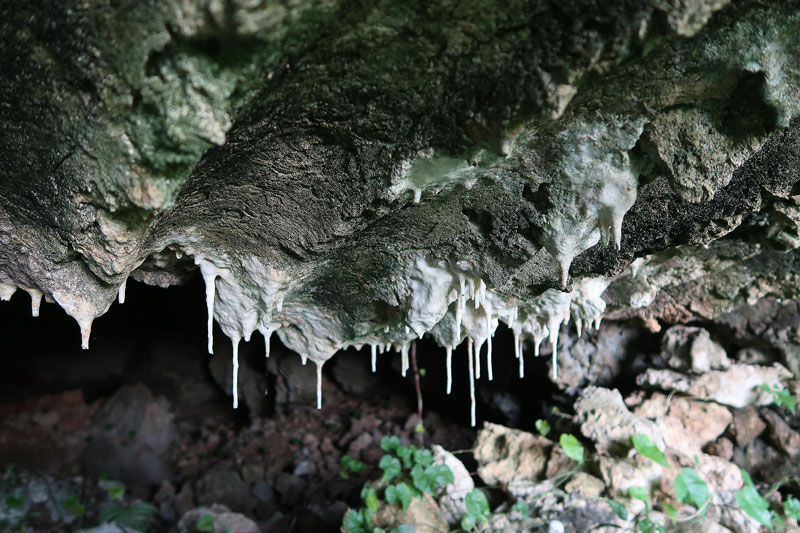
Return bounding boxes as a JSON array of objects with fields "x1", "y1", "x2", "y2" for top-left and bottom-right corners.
[{"x1": 2, "y1": 0, "x2": 800, "y2": 407}]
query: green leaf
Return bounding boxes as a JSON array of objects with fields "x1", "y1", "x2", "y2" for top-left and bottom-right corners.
[
  {"x1": 735, "y1": 485, "x2": 773, "y2": 528},
  {"x1": 673, "y1": 468, "x2": 710, "y2": 509},
  {"x1": 632, "y1": 434, "x2": 668, "y2": 467},
  {"x1": 99, "y1": 503, "x2": 159, "y2": 531},
  {"x1": 511, "y1": 501, "x2": 528, "y2": 519},
  {"x1": 663, "y1": 503, "x2": 678, "y2": 520},
  {"x1": 107, "y1": 485, "x2": 126, "y2": 501},
  {"x1": 361, "y1": 487, "x2": 379, "y2": 512},
  {"x1": 410, "y1": 464, "x2": 434, "y2": 495},
  {"x1": 196, "y1": 514, "x2": 216, "y2": 532},
  {"x1": 460, "y1": 514, "x2": 476, "y2": 531},
  {"x1": 380, "y1": 436, "x2": 400, "y2": 453},
  {"x1": 535, "y1": 419, "x2": 551, "y2": 437},
  {"x1": 391, "y1": 526, "x2": 416, "y2": 533},
  {"x1": 559, "y1": 433, "x2": 584, "y2": 463},
  {"x1": 385, "y1": 483, "x2": 413, "y2": 512},
  {"x1": 379, "y1": 455, "x2": 402, "y2": 482},
  {"x1": 464, "y1": 489, "x2": 490, "y2": 524},
  {"x1": 61, "y1": 495, "x2": 85, "y2": 517},
  {"x1": 413, "y1": 449, "x2": 433, "y2": 469},
  {"x1": 785, "y1": 495, "x2": 800, "y2": 520},
  {"x1": 341, "y1": 455, "x2": 367, "y2": 474},
  {"x1": 606, "y1": 499, "x2": 628, "y2": 520},
  {"x1": 628, "y1": 486, "x2": 651, "y2": 507},
  {"x1": 776, "y1": 388, "x2": 796, "y2": 414},
  {"x1": 396, "y1": 446, "x2": 413, "y2": 469},
  {"x1": 5, "y1": 494, "x2": 24, "y2": 511}
]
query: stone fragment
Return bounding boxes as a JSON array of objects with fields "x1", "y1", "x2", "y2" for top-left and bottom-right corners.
[
  {"x1": 432, "y1": 444, "x2": 474, "y2": 526},
  {"x1": 661, "y1": 326, "x2": 730, "y2": 373},
  {"x1": 564, "y1": 472, "x2": 605, "y2": 499},
  {"x1": 575, "y1": 387, "x2": 664, "y2": 455},
  {"x1": 730, "y1": 407, "x2": 766, "y2": 447},
  {"x1": 761, "y1": 409, "x2": 800, "y2": 458},
  {"x1": 194, "y1": 470, "x2": 256, "y2": 514},
  {"x1": 474, "y1": 422, "x2": 551, "y2": 486},
  {"x1": 636, "y1": 364, "x2": 792, "y2": 408},
  {"x1": 177, "y1": 504, "x2": 258, "y2": 533},
  {"x1": 83, "y1": 384, "x2": 176, "y2": 497},
  {"x1": 635, "y1": 394, "x2": 732, "y2": 456}
]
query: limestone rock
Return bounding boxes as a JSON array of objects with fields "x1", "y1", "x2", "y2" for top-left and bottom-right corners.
[
  {"x1": 636, "y1": 363, "x2": 792, "y2": 408},
  {"x1": 177, "y1": 504, "x2": 258, "y2": 533},
  {"x1": 432, "y1": 444, "x2": 474, "y2": 526},
  {"x1": 661, "y1": 326, "x2": 731, "y2": 373},
  {"x1": 575, "y1": 387, "x2": 664, "y2": 455},
  {"x1": 474, "y1": 422, "x2": 552, "y2": 486}
]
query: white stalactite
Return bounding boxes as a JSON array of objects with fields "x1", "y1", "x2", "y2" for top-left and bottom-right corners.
[
  {"x1": 26, "y1": 288, "x2": 43, "y2": 317},
  {"x1": 371, "y1": 344, "x2": 377, "y2": 372},
  {"x1": 316, "y1": 362, "x2": 323, "y2": 410},
  {"x1": 232, "y1": 338, "x2": 240, "y2": 409},
  {"x1": 446, "y1": 346, "x2": 453, "y2": 395},
  {"x1": 467, "y1": 338, "x2": 476, "y2": 427},
  {"x1": 118, "y1": 279, "x2": 127, "y2": 304}
]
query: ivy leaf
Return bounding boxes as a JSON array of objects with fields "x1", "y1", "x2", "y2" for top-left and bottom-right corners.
[
  {"x1": 606, "y1": 499, "x2": 628, "y2": 520},
  {"x1": 785, "y1": 495, "x2": 800, "y2": 521},
  {"x1": 361, "y1": 486, "x2": 379, "y2": 512},
  {"x1": 460, "y1": 514, "x2": 476, "y2": 531},
  {"x1": 380, "y1": 436, "x2": 400, "y2": 454},
  {"x1": 413, "y1": 449, "x2": 433, "y2": 469},
  {"x1": 632, "y1": 434, "x2": 668, "y2": 467},
  {"x1": 673, "y1": 468, "x2": 710, "y2": 509},
  {"x1": 465, "y1": 489, "x2": 490, "y2": 524},
  {"x1": 379, "y1": 455, "x2": 401, "y2": 482},
  {"x1": 511, "y1": 501, "x2": 529, "y2": 519},
  {"x1": 535, "y1": 419, "x2": 551, "y2": 437},
  {"x1": 628, "y1": 486, "x2": 651, "y2": 507},
  {"x1": 663, "y1": 503, "x2": 678, "y2": 520},
  {"x1": 385, "y1": 483, "x2": 413, "y2": 512},
  {"x1": 735, "y1": 485, "x2": 773, "y2": 528},
  {"x1": 559, "y1": 433, "x2": 584, "y2": 463},
  {"x1": 341, "y1": 455, "x2": 367, "y2": 474},
  {"x1": 196, "y1": 514, "x2": 216, "y2": 532},
  {"x1": 396, "y1": 446, "x2": 413, "y2": 469}
]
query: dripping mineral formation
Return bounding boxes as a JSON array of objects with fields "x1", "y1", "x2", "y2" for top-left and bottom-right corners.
[{"x1": 2, "y1": 0, "x2": 800, "y2": 424}]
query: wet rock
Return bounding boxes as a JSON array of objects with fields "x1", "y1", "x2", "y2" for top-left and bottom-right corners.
[
  {"x1": 761, "y1": 409, "x2": 800, "y2": 458},
  {"x1": 329, "y1": 349, "x2": 382, "y2": 397},
  {"x1": 661, "y1": 326, "x2": 730, "y2": 373},
  {"x1": 178, "y1": 504, "x2": 258, "y2": 533},
  {"x1": 554, "y1": 323, "x2": 641, "y2": 392},
  {"x1": 432, "y1": 444, "x2": 474, "y2": 526},
  {"x1": 267, "y1": 351, "x2": 318, "y2": 407},
  {"x1": 635, "y1": 394, "x2": 732, "y2": 456},
  {"x1": 174, "y1": 483, "x2": 195, "y2": 518},
  {"x1": 194, "y1": 470, "x2": 256, "y2": 514},
  {"x1": 275, "y1": 472, "x2": 307, "y2": 507},
  {"x1": 636, "y1": 363, "x2": 792, "y2": 408},
  {"x1": 575, "y1": 387, "x2": 664, "y2": 455},
  {"x1": 252, "y1": 481, "x2": 274, "y2": 503},
  {"x1": 83, "y1": 384, "x2": 176, "y2": 496},
  {"x1": 730, "y1": 406, "x2": 766, "y2": 447},
  {"x1": 474, "y1": 422, "x2": 551, "y2": 486}
]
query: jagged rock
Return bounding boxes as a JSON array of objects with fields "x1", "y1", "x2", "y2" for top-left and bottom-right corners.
[
  {"x1": 432, "y1": 444, "x2": 474, "y2": 526},
  {"x1": 83, "y1": 383, "x2": 176, "y2": 496},
  {"x1": 474, "y1": 422, "x2": 551, "y2": 486},
  {"x1": 177, "y1": 504, "x2": 258, "y2": 533},
  {"x1": 2, "y1": 0, "x2": 800, "y2": 428},
  {"x1": 661, "y1": 326, "x2": 730, "y2": 373},
  {"x1": 635, "y1": 394, "x2": 732, "y2": 456},
  {"x1": 373, "y1": 492, "x2": 448, "y2": 533},
  {"x1": 729, "y1": 406, "x2": 767, "y2": 447},
  {"x1": 194, "y1": 469, "x2": 256, "y2": 514},
  {"x1": 636, "y1": 363, "x2": 792, "y2": 408},
  {"x1": 563, "y1": 473, "x2": 605, "y2": 499},
  {"x1": 599, "y1": 456, "x2": 662, "y2": 515},
  {"x1": 575, "y1": 387, "x2": 664, "y2": 455},
  {"x1": 761, "y1": 409, "x2": 800, "y2": 458}
]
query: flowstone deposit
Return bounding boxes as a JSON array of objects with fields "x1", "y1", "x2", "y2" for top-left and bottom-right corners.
[{"x1": 2, "y1": 0, "x2": 800, "y2": 423}]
